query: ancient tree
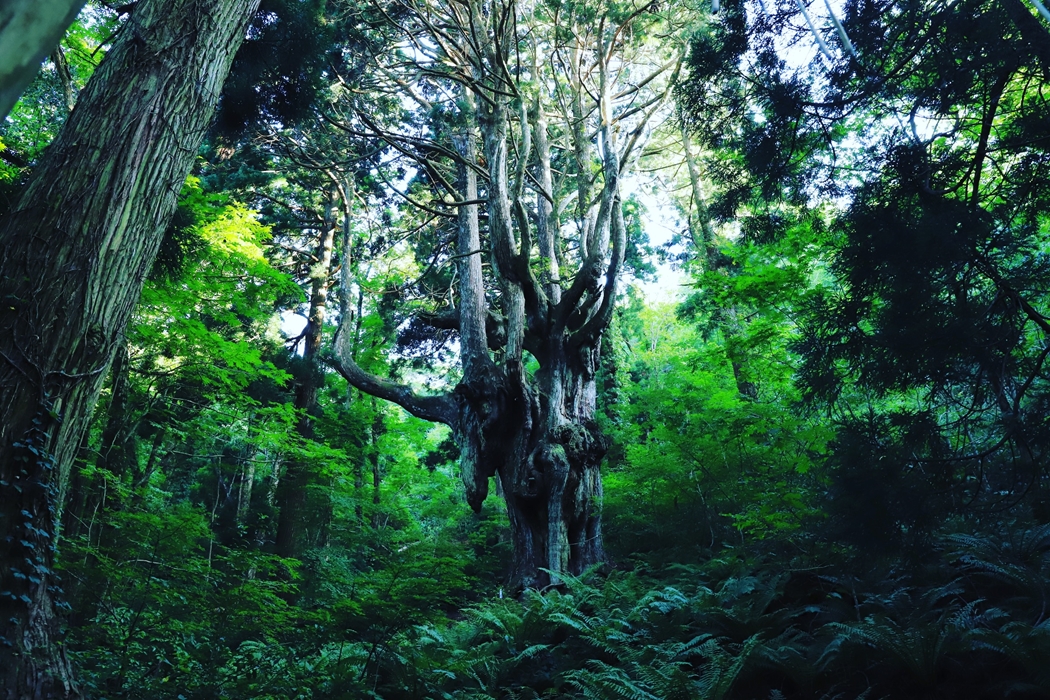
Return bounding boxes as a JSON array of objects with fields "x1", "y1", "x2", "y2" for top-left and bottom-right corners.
[
  {"x1": 0, "y1": 0, "x2": 261, "y2": 694},
  {"x1": 330, "y1": 0, "x2": 682, "y2": 588}
]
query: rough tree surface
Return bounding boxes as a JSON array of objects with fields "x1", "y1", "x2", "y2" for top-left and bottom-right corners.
[
  {"x1": 0, "y1": 0, "x2": 86, "y2": 119},
  {"x1": 0, "y1": 0, "x2": 261, "y2": 695}
]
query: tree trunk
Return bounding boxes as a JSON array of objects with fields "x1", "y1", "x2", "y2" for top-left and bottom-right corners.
[
  {"x1": 456, "y1": 350, "x2": 607, "y2": 590},
  {"x1": 235, "y1": 454, "x2": 256, "y2": 530},
  {"x1": 0, "y1": 0, "x2": 86, "y2": 120},
  {"x1": 0, "y1": 0, "x2": 261, "y2": 694},
  {"x1": 274, "y1": 190, "x2": 338, "y2": 557},
  {"x1": 354, "y1": 452, "x2": 364, "y2": 522},
  {"x1": 681, "y1": 123, "x2": 758, "y2": 399},
  {"x1": 94, "y1": 342, "x2": 137, "y2": 478},
  {"x1": 449, "y1": 88, "x2": 609, "y2": 588},
  {"x1": 50, "y1": 47, "x2": 75, "y2": 115},
  {"x1": 370, "y1": 413, "x2": 384, "y2": 509},
  {"x1": 329, "y1": 0, "x2": 672, "y2": 593}
]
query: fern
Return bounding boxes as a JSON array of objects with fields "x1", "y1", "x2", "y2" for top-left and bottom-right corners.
[
  {"x1": 822, "y1": 611, "x2": 966, "y2": 687},
  {"x1": 563, "y1": 659, "x2": 662, "y2": 700},
  {"x1": 696, "y1": 633, "x2": 765, "y2": 700},
  {"x1": 945, "y1": 526, "x2": 1050, "y2": 626},
  {"x1": 970, "y1": 619, "x2": 1050, "y2": 690}
]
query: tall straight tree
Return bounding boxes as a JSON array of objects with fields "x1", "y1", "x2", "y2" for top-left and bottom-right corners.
[
  {"x1": 0, "y1": 0, "x2": 261, "y2": 694},
  {"x1": 329, "y1": 0, "x2": 684, "y2": 588},
  {"x1": 275, "y1": 184, "x2": 341, "y2": 557}
]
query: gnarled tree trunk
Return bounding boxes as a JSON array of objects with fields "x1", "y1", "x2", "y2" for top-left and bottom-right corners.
[
  {"x1": 330, "y1": 0, "x2": 678, "y2": 591},
  {"x1": 0, "y1": 0, "x2": 261, "y2": 694},
  {"x1": 454, "y1": 347, "x2": 607, "y2": 588}
]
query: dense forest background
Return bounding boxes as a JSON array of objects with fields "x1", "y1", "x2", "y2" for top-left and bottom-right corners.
[{"x1": 2, "y1": 0, "x2": 1050, "y2": 697}]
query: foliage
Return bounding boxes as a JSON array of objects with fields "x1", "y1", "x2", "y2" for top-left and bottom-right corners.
[
  {"x1": 11, "y1": 0, "x2": 1050, "y2": 695},
  {"x1": 322, "y1": 541, "x2": 1050, "y2": 699}
]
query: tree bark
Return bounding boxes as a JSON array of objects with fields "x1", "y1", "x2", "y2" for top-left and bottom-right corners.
[
  {"x1": 235, "y1": 454, "x2": 256, "y2": 530},
  {"x1": 0, "y1": 0, "x2": 86, "y2": 120},
  {"x1": 50, "y1": 47, "x2": 75, "y2": 115},
  {"x1": 466, "y1": 353, "x2": 608, "y2": 590},
  {"x1": 94, "y1": 342, "x2": 138, "y2": 478},
  {"x1": 0, "y1": 0, "x2": 261, "y2": 694},
  {"x1": 681, "y1": 122, "x2": 757, "y2": 399}
]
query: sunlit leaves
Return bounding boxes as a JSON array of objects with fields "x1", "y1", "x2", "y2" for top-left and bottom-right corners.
[
  {"x1": 133, "y1": 176, "x2": 298, "y2": 398},
  {"x1": 603, "y1": 300, "x2": 830, "y2": 545}
]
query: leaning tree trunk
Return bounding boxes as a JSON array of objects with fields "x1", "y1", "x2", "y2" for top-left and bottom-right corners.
[
  {"x1": 0, "y1": 0, "x2": 261, "y2": 695},
  {"x1": 0, "y1": 0, "x2": 87, "y2": 120}
]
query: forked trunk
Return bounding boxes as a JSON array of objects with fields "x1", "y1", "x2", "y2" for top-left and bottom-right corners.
[
  {"x1": 329, "y1": 0, "x2": 671, "y2": 595},
  {"x1": 456, "y1": 346, "x2": 607, "y2": 590}
]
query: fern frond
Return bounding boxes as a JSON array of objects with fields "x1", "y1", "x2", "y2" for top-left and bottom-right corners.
[{"x1": 564, "y1": 659, "x2": 661, "y2": 700}]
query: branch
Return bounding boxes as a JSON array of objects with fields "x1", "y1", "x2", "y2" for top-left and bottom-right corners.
[
  {"x1": 347, "y1": 108, "x2": 490, "y2": 181},
  {"x1": 975, "y1": 258, "x2": 1050, "y2": 336},
  {"x1": 971, "y1": 70, "x2": 1010, "y2": 205},
  {"x1": 821, "y1": 0, "x2": 858, "y2": 58},
  {"x1": 618, "y1": 52, "x2": 683, "y2": 168},
  {"x1": 552, "y1": 175, "x2": 614, "y2": 336},
  {"x1": 795, "y1": 0, "x2": 834, "y2": 61},
  {"x1": 612, "y1": 57, "x2": 678, "y2": 100},
  {"x1": 328, "y1": 329, "x2": 456, "y2": 425},
  {"x1": 0, "y1": 147, "x2": 29, "y2": 168},
  {"x1": 570, "y1": 82, "x2": 628, "y2": 351},
  {"x1": 605, "y1": 2, "x2": 656, "y2": 65},
  {"x1": 571, "y1": 183, "x2": 626, "y2": 352}
]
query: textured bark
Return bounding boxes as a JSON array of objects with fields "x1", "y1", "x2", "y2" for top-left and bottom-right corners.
[
  {"x1": 0, "y1": 0, "x2": 86, "y2": 119},
  {"x1": 451, "y1": 117, "x2": 489, "y2": 382},
  {"x1": 533, "y1": 98, "x2": 561, "y2": 306},
  {"x1": 0, "y1": 0, "x2": 261, "y2": 694},
  {"x1": 453, "y1": 349, "x2": 608, "y2": 589}
]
